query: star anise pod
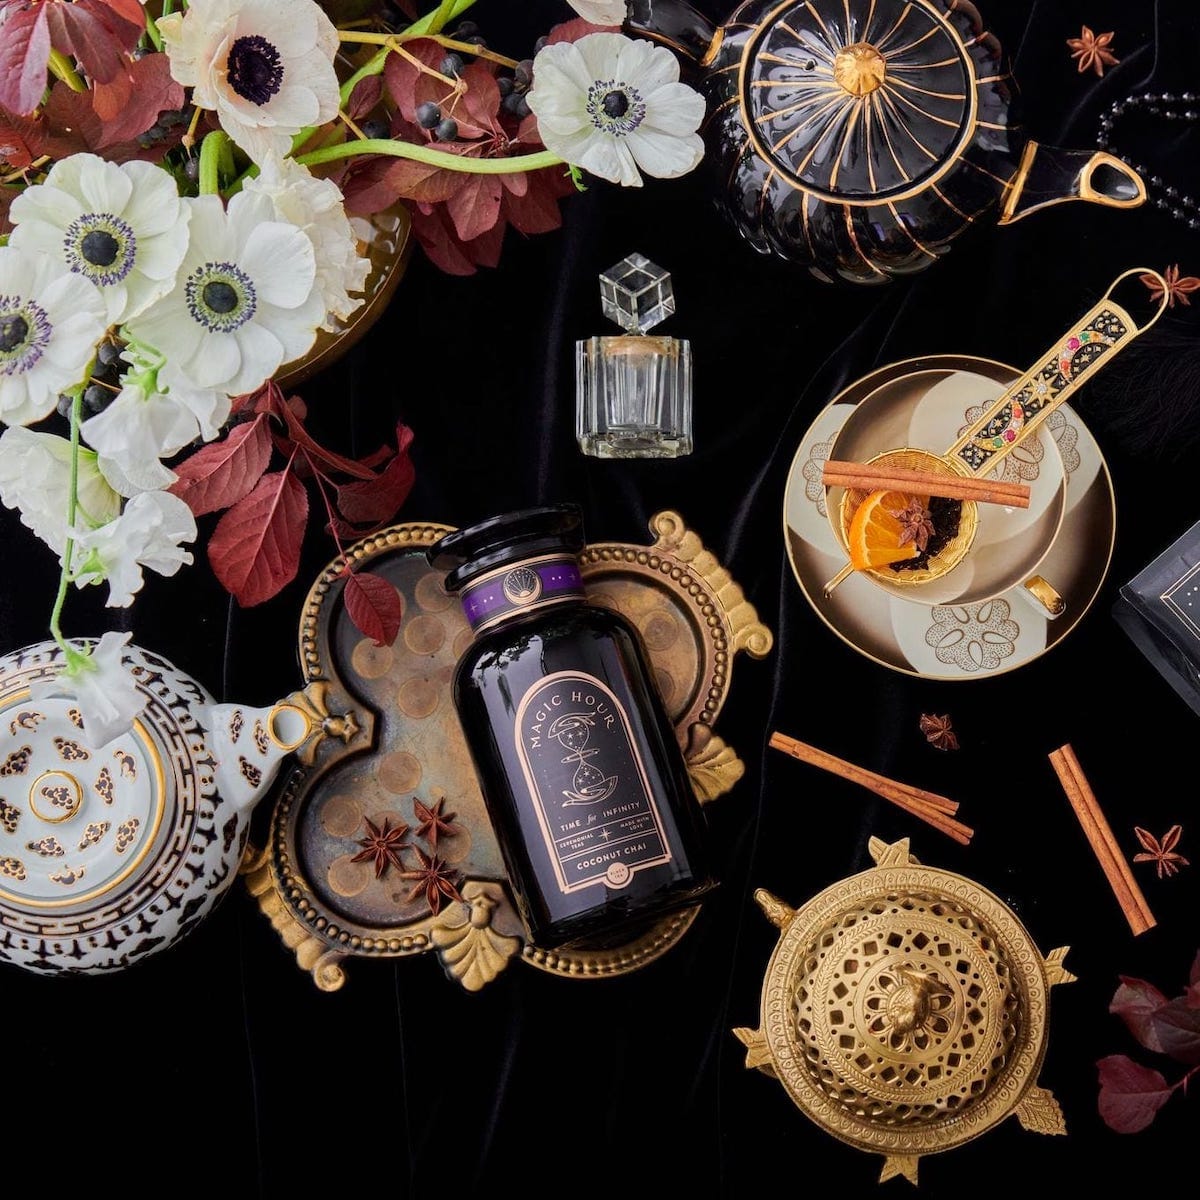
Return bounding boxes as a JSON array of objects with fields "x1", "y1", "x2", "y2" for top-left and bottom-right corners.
[
  {"x1": 1132, "y1": 825, "x2": 1189, "y2": 879},
  {"x1": 351, "y1": 816, "x2": 410, "y2": 879},
  {"x1": 1141, "y1": 264, "x2": 1200, "y2": 309},
  {"x1": 413, "y1": 796, "x2": 463, "y2": 849},
  {"x1": 919, "y1": 713, "x2": 959, "y2": 751},
  {"x1": 399, "y1": 846, "x2": 463, "y2": 915},
  {"x1": 889, "y1": 500, "x2": 936, "y2": 553},
  {"x1": 1067, "y1": 26, "x2": 1119, "y2": 77}
]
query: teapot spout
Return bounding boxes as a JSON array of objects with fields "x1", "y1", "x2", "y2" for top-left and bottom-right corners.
[
  {"x1": 204, "y1": 684, "x2": 361, "y2": 812},
  {"x1": 997, "y1": 141, "x2": 1146, "y2": 225},
  {"x1": 625, "y1": 0, "x2": 720, "y2": 65}
]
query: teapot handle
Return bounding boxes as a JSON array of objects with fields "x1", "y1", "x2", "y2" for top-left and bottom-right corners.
[
  {"x1": 997, "y1": 142, "x2": 1147, "y2": 225},
  {"x1": 943, "y1": 268, "x2": 1170, "y2": 478}
]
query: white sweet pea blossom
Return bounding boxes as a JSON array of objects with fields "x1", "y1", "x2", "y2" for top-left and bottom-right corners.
[
  {"x1": 526, "y1": 32, "x2": 705, "y2": 187},
  {"x1": 242, "y1": 155, "x2": 368, "y2": 331},
  {"x1": 29, "y1": 632, "x2": 147, "y2": 748},
  {"x1": 9, "y1": 154, "x2": 191, "y2": 325},
  {"x1": 0, "y1": 426, "x2": 122, "y2": 556},
  {"x1": 158, "y1": 0, "x2": 340, "y2": 163},
  {"x1": 125, "y1": 192, "x2": 321, "y2": 399},
  {"x1": 567, "y1": 0, "x2": 627, "y2": 24},
  {"x1": 74, "y1": 490, "x2": 198, "y2": 608},
  {"x1": 0, "y1": 247, "x2": 108, "y2": 426},
  {"x1": 83, "y1": 342, "x2": 229, "y2": 497}
]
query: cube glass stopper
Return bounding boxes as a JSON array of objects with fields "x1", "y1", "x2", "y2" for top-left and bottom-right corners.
[{"x1": 599, "y1": 252, "x2": 675, "y2": 334}]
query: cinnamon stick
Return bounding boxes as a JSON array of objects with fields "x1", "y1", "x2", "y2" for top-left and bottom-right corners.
[
  {"x1": 821, "y1": 460, "x2": 1032, "y2": 509},
  {"x1": 769, "y1": 732, "x2": 974, "y2": 846},
  {"x1": 1049, "y1": 743, "x2": 1156, "y2": 936}
]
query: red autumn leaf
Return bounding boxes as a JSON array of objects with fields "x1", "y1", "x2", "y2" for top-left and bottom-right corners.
[
  {"x1": 207, "y1": 469, "x2": 309, "y2": 607},
  {"x1": 1111, "y1": 976, "x2": 1170, "y2": 1054},
  {"x1": 333, "y1": 426, "x2": 416, "y2": 530},
  {"x1": 168, "y1": 415, "x2": 273, "y2": 517},
  {"x1": 42, "y1": 82, "x2": 181, "y2": 163},
  {"x1": 545, "y1": 17, "x2": 616, "y2": 46},
  {"x1": 410, "y1": 202, "x2": 505, "y2": 275},
  {"x1": 267, "y1": 390, "x2": 379, "y2": 481},
  {"x1": 44, "y1": 0, "x2": 142, "y2": 86},
  {"x1": 0, "y1": 4, "x2": 51, "y2": 115},
  {"x1": 346, "y1": 74, "x2": 384, "y2": 122},
  {"x1": 446, "y1": 172, "x2": 503, "y2": 243},
  {"x1": 99, "y1": 0, "x2": 147, "y2": 27},
  {"x1": 1151, "y1": 998, "x2": 1200, "y2": 1065},
  {"x1": 91, "y1": 52, "x2": 184, "y2": 143},
  {"x1": 343, "y1": 571, "x2": 403, "y2": 646},
  {"x1": 1097, "y1": 1055, "x2": 1174, "y2": 1133},
  {"x1": 0, "y1": 104, "x2": 45, "y2": 168},
  {"x1": 503, "y1": 168, "x2": 571, "y2": 235}
]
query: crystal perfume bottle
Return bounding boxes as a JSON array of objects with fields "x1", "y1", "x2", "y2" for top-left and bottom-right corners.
[
  {"x1": 576, "y1": 253, "x2": 693, "y2": 459},
  {"x1": 428, "y1": 505, "x2": 716, "y2": 949}
]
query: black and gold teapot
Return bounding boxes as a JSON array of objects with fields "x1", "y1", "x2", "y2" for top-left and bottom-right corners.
[{"x1": 626, "y1": 0, "x2": 1146, "y2": 283}]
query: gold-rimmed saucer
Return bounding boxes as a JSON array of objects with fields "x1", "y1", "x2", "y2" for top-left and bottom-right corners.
[{"x1": 782, "y1": 355, "x2": 1115, "y2": 679}]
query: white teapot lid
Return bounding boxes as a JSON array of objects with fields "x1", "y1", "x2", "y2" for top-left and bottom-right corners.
[{"x1": 0, "y1": 693, "x2": 161, "y2": 909}]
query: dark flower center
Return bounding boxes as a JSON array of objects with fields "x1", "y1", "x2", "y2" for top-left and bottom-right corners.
[
  {"x1": 0, "y1": 315, "x2": 29, "y2": 354},
  {"x1": 227, "y1": 35, "x2": 284, "y2": 106},
  {"x1": 64, "y1": 213, "x2": 137, "y2": 287},
  {"x1": 185, "y1": 262, "x2": 257, "y2": 332},
  {"x1": 80, "y1": 230, "x2": 120, "y2": 268},
  {"x1": 602, "y1": 90, "x2": 629, "y2": 118},
  {"x1": 202, "y1": 281, "x2": 239, "y2": 314}
]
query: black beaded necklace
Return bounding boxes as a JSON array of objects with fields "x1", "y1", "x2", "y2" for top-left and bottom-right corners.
[{"x1": 1096, "y1": 91, "x2": 1200, "y2": 230}]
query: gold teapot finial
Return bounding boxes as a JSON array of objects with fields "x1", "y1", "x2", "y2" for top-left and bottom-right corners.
[{"x1": 833, "y1": 43, "x2": 886, "y2": 96}]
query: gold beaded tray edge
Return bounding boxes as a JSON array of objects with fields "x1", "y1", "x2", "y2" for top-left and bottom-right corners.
[{"x1": 241, "y1": 512, "x2": 773, "y2": 992}]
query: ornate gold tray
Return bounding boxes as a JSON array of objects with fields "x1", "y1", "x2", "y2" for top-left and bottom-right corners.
[{"x1": 243, "y1": 512, "x2": 772, "y2": 991}]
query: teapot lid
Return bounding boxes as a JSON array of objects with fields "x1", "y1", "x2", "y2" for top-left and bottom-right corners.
[
  {"x1": 752, "y1": 840, "x2": 1055, "y2": 1159},
  {"x1": 743, "y1": 0, "x2": 979, "y2": 202},
  {"x1": 0, "y1": 693, "x2": 161, "y2": 910}
]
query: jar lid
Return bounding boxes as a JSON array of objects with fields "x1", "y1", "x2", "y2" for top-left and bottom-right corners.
[{"x1": 428, "y1": 504, "x2": 586, "y2": 592}]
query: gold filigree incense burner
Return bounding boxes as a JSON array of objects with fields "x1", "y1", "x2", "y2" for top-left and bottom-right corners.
[{"x1": 734, "y1": 837, "x2": 1075, "y2": 1185}]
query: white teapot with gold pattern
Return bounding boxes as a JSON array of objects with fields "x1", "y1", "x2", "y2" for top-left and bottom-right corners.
[{"x1": 0, "y1": 638, "x2": 357, "y2": 974}]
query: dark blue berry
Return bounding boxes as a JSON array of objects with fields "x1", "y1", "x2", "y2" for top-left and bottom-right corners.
[
  {"x1": 502, "y1": 93, "x2": 530, "y2": 118},
  {"x1": 83, "y1": 384, "x2": 111, "y2": 414},
  {"x1": 434, "y1": 117, "x2": 459, "y2": 142},
  {"x1": 534, "y1": 36, "x2": 549, "y2": 53},
  {"x1": 56, "y1": 393, "x2": 73, "y2": 420},
  {"x1": 440, "y1": 53, "x2": 465, "y2": 78},
  {"x1": 514, "y1": 59, "x2": 533, "y2": 87},
  {"x1": 361, "y1": 118, "x2": 390, "y2": 140},
  {"x1": 96, "y1": 340, "x2": 122, "y2": 367},
  {"x1": 184, "y1": 157, "x2": 200, "y2": 183},
  {"x1": 452, "y1": 20, "x2": 479, "y2": 37},
  {"x1": 416, "y1": 101, "x2": 441, "y2": 129},
  {"x1": 497, "y1": 76, "x2": 514, "y2": 97}
]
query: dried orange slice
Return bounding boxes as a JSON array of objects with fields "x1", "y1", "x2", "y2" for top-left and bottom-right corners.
[{"x1": 846, "y1": 489, "x2": 923, "y2": 571}]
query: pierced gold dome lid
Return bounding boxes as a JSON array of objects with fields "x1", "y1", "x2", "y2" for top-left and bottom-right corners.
[{"x1": 735, "y1": 839, "x2": 1074, "y2": 1185}]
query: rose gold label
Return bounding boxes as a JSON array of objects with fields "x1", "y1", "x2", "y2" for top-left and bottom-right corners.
[{"x1": 514, "y1": 671, "x2": 670, "y2": 895}]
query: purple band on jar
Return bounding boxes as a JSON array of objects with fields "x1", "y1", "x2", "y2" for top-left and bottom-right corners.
[{"x1": 460, "y1": 557, "x2": 584, "y2": 632}]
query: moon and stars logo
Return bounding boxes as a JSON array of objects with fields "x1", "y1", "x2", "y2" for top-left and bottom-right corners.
[{"x1": 502, "y1": 566, "x2": 542, "y2": 606}]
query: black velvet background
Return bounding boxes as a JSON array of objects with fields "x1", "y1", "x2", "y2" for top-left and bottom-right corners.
[{"x1": 4, "y1": 0, "x2": 1199, "y2": 1192}]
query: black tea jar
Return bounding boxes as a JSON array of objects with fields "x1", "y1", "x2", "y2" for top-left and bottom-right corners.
[{"x1": 429, "y1": 504, "x2": 717, "y2": 949}]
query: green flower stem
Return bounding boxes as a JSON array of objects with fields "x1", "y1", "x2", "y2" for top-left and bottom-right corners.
[
  {"x1": 198, "y1": 130, "x2": 232, "y2": 195},
  {"x1": 411, "y1": 0, "x2": 476, "y2": 36},
  {"x1": 47, "y1": 49, "x2": 86, "y2": 93},
  {"x1": 295, "y1": 138, "x2": 563, "y2": 175},
  {"x1": 48, "y1": 388, "x2": 85, "y2": 666},
  {"x1": 144, "y1": 12, "x2": 164, "y2": 52}
]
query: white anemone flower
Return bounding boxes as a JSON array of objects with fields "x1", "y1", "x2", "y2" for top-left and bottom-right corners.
[
  {"x1": 29, "y1": 632, "x2": 147, "y2": 749},
  {"x1": 125, "y1": 192, "x2": 321, "y2": 399},
  {"x1": 9, "y1": 154, "x2": 191, "y2": 325},
  {"x1": 567, "y1": 0, "x2": 627, "y2": 23},
  {"x1": 73, "y1": 490, "x2": 198, "y2": 608},
  {"x1": 242, "y1": 155, "x2": 368, "y2": 331},
  {"x1": 158, "y1": 0, "x2": 340, "y2": 163},
  {"x1": 0, "y1": 246, "x2": 108, "y2": 426},
  {"x1": 0, "y1": 426, "x2": 122, "y2": 556},
  {"x1": 526, "y1": 32, "x2": 705, "y2": 187}
]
